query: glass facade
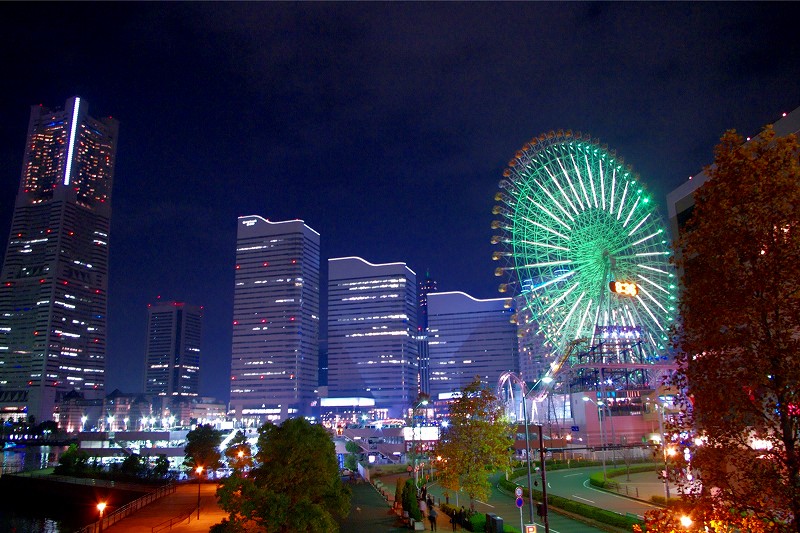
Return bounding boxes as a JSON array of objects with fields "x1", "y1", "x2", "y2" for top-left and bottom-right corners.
[
  {"x1": 327, "y1": 257, "x2": 418, "y2": 417},
  {"x1": 427, "y1": 291, "x2": 519, "y2": 400},
  {"x1": 0, "y1": 97, "x2": 118, "y2": 422},
  {"x1": 230, "y1": 216, "x2": 320, "y2": 423},
  {"x1": 144, "y1": 301, "x2": 203, "y2": 397}
]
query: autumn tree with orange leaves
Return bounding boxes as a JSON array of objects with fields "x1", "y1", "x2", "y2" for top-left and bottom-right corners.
[{"x1": 644, "y1": 126, "x2": 800, "y2": 533}]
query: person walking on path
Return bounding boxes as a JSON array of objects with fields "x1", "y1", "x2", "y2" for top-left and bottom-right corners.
[
  {"x1": 419, "y1": 497, "x2": 428, "y2": 525},
  {"x1": 428, "y1": 507, "x2": 438, "y2": 531}
]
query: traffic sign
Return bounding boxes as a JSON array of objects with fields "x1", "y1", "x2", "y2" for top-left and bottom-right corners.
[
  {"x1": 525, "y1": 525, "x2": 537, "y2": 533},
  {"x1": 515, "y1": 486, "x2": 523, "y2": 497},
  {"x1": 571, "y1": 425, "x2": 579, "y2": 432},
  {"x1": 516, "y1": 497, "x2": 524, "y2": 508}
]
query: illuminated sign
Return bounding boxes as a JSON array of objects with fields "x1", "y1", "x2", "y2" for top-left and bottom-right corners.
[
  {"x1": 609, "y1": 280, "x2": 638, "y2": 297},
  {"x1": 242, "y1": 219, "x2": 257, "y2": 227}
]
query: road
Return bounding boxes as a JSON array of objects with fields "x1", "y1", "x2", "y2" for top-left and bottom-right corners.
[
  {"x1": 515, "y1": 465, "x2": 662, "y2": 520},
  {"x1": 423, "y1": 472, "x2": 608, "y2": 533}
]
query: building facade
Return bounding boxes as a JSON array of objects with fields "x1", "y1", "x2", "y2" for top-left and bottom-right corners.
[
  {"x1": 144, "y1": 300, "x2": 203, "y2": 398},
  {"x1": 327, "y1": 257, "x2": 418, "y2": 418},
  {"x1": 0, "y1": 97, "x2": 119, "y2": 422},
  {"x1": 416, "y1": 271, "x2": 437, "y2": 394},
  {"x1": 427, "y1": 291, "x2": 519, "y2": 401},
  {"x1": 230, "y1": 216, "x2": 320, "y2": 423}
]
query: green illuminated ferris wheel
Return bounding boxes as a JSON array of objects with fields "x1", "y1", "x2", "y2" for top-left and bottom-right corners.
[{"x1": 491, "y1": 131, "x2": 677, "y2": 362}]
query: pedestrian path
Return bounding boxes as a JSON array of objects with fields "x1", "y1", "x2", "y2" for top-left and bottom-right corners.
[{"x1": 104, "y1": 482, "x2": 226, "y2": 532}]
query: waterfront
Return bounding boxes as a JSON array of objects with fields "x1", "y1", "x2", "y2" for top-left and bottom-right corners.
[{"x1": 0, "y1": 445, "x2": 78, "y2": 533}]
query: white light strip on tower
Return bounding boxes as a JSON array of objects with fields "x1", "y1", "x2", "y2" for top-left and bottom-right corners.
[{"x1": 64, "y1": 97, "x2": 81, "y2": 186}]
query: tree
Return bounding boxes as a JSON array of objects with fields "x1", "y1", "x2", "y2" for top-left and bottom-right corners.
[
  {"x1": 215, "y1": 418, "x2": 351, "y2": 532},
  {"x1": 667, "y1": 126, "x2": 800, "y2": 532},
  {"x1": 224, "y1": 430, "x2": 253, "y2": 472},
  {"x1": 184, "y1": 423, "x2": 223, "y2": 471},
  {"x1": 54, "y1": 443, "x2": 89, "y2": 475},
  {"x1": 434, "y1": 378, "x2": 513, "y2": 508},
  {"x1": 343, "y1": 440, "x2": 360, "y2": 472}
]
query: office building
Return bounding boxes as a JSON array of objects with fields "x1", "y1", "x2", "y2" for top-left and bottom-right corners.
[
  {"x1": 427, "y1": 291, "x2": 518, "y2": 401},
  {"x1": 416, "y1": 271, "x2": 437, "y2": 394},
  {"x1": 144, "y1": 300, "x2": 203, "y2": 398},
  {"x1": 667, "y1": 106, "x2": 800, "y2": 240},
  {"x1": 327, "y1": 257, "x2": 418, "y2": 418},
  {"x1": 230, "y1": 216, "x2": 320, "y2": 423},
  {"x1": 0, "y1": 96, "x2": 119, "y2": 422}
]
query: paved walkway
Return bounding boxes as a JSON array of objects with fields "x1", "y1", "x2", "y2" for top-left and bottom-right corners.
[{"x1": 105, "y1": 482, "x2": 226, "y2": 532}]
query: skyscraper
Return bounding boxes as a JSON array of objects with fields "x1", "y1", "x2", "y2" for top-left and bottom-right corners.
[
  {"x1": 417, "y1": 270, "x2": 437, "y2": 394},
  {"x1": 144, "y1": 300, "x2": 203, "y2": 397},
  {"x1": 230, "y1": 216, "x2": 320, "y2": 423},
  {"x1": 0, "y1": 96, "x2": 119, "y2": 423},
  {"x1": 327, "y1": 256, "x2": 418, "y2": 418},
  {"x1": 427, "y1": 291, "x2": 518, "y2": 400}
]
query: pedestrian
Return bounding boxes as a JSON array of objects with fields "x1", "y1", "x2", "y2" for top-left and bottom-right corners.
[
  {"x1": 450, "y1": 511, "x2": 458, "y2": 531},
  {"x1": 429, "y1": 507, "x2": 438, "y2": 531},
  {"x1": 419, "y1": 497, "x2": 428, "y2": 521}
]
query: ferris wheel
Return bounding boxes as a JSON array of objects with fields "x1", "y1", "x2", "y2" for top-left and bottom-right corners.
[{"x1": 492, "y1": 131, "x2": 677, "y2": 370}]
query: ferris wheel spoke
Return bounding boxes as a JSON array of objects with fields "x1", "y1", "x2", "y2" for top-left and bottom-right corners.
[
  {"x1": 542, "y1": 168, "x2": 579, "y2": 218},
  {"x1": 636, "y1": 283, "x2": 669, "y2": 314},
  {"x1": 556, "y1": 157, "x2": 585, "y2": 211},
  {"x1": 609, "y1": 168, "x2": 617, "y2": 215},
  {"x1": 570, "y1": 154, "x2": 592, "y2": 208},
  {"x1": 627, "y1": 212, "x2": 652, "y2": 237},
  {"x1": 584, "y1": 155, "x2": 599, "y2": 208},
  {"x1": 617, "y1": 181, "x2": 629, "y2": 220},
  {"x1": 532, "y1": 199, "x2": 572, "y2": 231}
]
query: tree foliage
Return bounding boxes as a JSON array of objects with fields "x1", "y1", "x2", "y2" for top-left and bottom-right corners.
[
  {"x1": 224, "y1": 430, "x2": 253, "y2": 472},
  {"x1": 667, "y1": 126, "x2": 800, "y2": 532},
  {"x1": 215, "y1": 418, "x2": 350, "y2": 532},
  {"x1": 184, "y1": 423, "x2": 223, "y2": 471},
  {"x1": 434, "y1": 378, "x2": 513, "y2": 506}
]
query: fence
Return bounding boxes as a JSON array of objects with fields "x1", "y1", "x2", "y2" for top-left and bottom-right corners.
[
  {"x1": 151, "y1": 508, "x2": 193, "y2": 533},
  {"x1": 77, "y1": 483, "x2": 176, "y2": 533}
]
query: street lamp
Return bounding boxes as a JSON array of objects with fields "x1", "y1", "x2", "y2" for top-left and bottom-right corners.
[
  {"x1": 411, "y1": 398, "x2": 429, "y2": 489},
  {"x1": 80, "y1": 415, "x2": 88, "y2": 432},
  {"x1": 680, "y1": 515, "x2": 692, "y2": 529},
  {"x1": 521, "y1": 380, "x2": 550, "y2": 533},
  {"x1": 106, "y1": 415, "x2": 114, "y2": 432},
  {"x1": 582, "y1": 396, "x2": 607, "y2": 481},
  {"x1": 97, "y1": 502, "x2": 107, "y2": 533},
  {"x1": 195, "y1": 466, "x2": 203, "y2": 519}
]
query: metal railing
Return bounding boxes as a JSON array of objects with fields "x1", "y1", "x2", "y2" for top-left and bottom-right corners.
[
  {"x1": 151, "y1": 508, "x2": 193, "y2": 533},
  {"x1": 77, "y1": 483, "x2": 176, "y2": 533}
]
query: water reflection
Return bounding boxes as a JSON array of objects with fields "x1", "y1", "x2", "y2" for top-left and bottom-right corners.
[{"x1": 0, "y1": 445, "x2": 72, "y2": 532}]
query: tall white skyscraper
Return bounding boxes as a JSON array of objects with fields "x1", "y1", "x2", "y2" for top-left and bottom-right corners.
[
  {"x1": 0, "y1": 97, "x2": 118, "y2": 422},
  {"x1": 327, "y1": 257, "x2": 418, "y2": 418},
  {"x1": 144, "y1": 300, "x2": 203, "y2": 397},
  {"x1": 230, "y1": 216, "x2": 320, "y2": 423},
  {"x1": 427, "y1": 291, "x2": 519, "y2": 400}
]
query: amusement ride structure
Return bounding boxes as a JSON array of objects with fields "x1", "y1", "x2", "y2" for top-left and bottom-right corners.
[{"x1": 491, "y1": 130, "x2": 678, "y2": 442}]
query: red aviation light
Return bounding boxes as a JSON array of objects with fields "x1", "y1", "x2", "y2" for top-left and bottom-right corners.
[{"x1": 263, "y1": 262, "x2": 269, "y2": 267}]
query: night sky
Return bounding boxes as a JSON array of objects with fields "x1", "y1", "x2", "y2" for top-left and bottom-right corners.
[{"x1": 1, "y1": 3, "x2": 798, "y2": 402}]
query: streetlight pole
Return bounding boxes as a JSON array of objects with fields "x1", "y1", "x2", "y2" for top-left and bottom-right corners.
[
  {"x1": 583, "y1": 396, "x2": 607, "y2": 481},
  {"x1": 411, "y1": 399, "x2": 428, "y2": 489},
  {"x1": 656, "y1": 402, "x2": 671, "y2": 500},
  {"x1": 196, "y1": 466, "x2": 203, "y2": 519},
  {"x1": 521, "y1": 383, "x2": 550, "y2": 533}
]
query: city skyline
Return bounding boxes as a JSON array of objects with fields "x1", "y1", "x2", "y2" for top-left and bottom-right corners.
[{"x1": 1, "y1": 3, "x2": 798, "y2": 401}]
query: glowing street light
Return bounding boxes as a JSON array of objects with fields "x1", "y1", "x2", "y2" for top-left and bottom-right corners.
[
  {"x1": 97, "y1": 502, "x2": 107, "y2": 533},
  {"x1": 680, "y1": 515, "x2": 692, "y2": 529},
  {"x1": 411, "y1": 398, "x2": 429, "y2": 488},
  {"x1": 80, "y1": 415, "x2": 88, "y2": 432},
  {"x1": 106, "y1": 415, "x2": 114, "y2": 431}
]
